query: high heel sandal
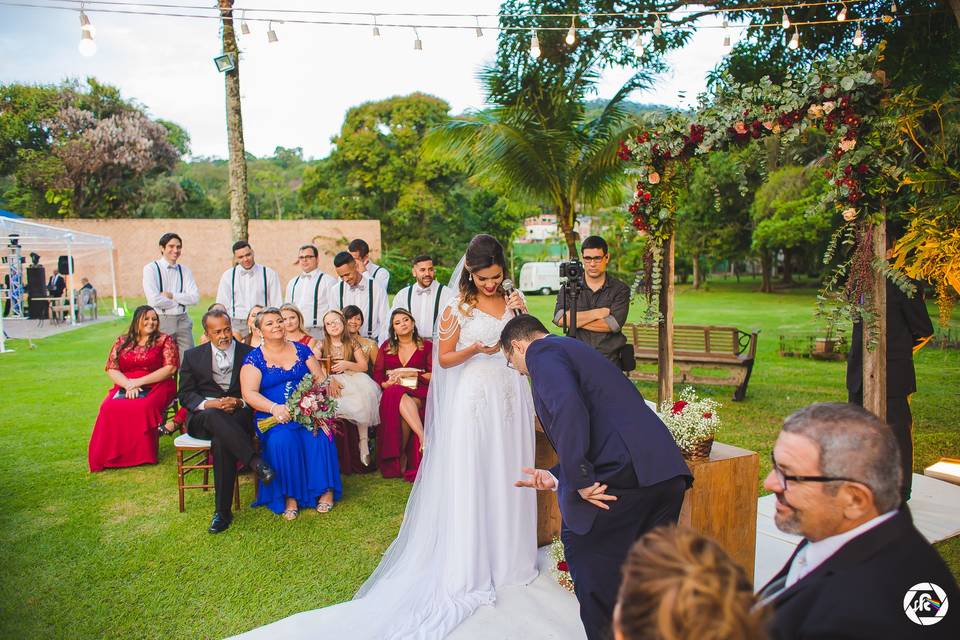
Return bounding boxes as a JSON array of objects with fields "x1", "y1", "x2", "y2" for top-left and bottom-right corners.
[
  {"x1": 282, "y1": 508, "x2": 299, "y2": 521},
  {"x1": 316, "y1": 501, "x2": 333, "y2": 513}
]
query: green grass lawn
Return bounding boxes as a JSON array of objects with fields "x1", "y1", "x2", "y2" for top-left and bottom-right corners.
[{"x1": 1, "y1": 278, "x2": 957, "y2": 638}]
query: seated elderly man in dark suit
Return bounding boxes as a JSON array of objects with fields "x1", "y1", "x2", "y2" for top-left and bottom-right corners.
[
  {"x1": 757, "y1": 402, "x2": 959, "y2": 639},
  {"x1": 178, "y1": 309, "x2": 274, "y2": 534}
]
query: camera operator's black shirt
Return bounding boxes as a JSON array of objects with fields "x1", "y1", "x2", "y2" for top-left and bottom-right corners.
[{"x1": 553, "y1": 274, "x2": 631, "y2": 364}]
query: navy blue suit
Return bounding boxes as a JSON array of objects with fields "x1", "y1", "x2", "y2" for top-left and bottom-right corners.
[{"x1": 527, "y1": 335, "x2": 692, "y2": 640}]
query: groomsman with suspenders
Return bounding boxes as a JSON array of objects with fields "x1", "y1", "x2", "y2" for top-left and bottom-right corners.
[
  {"x1": 329, "y1": 251, "x2": 390, "y2": 346},
  {"x1": 143, "y1": 232, "x2": 200, "y2": 356},
  {"x1": 348, "y1": 238, "x2": 390, "y2": 293},
  {"x1": 390, "y1": 254, "x2": 454, "y2": 338},
  {"x1": 285, "y1": 244, "x2": 330, "y2": 340},
  {"x1": 216, "y1": 241, "x2": 282, "y2": 340}
]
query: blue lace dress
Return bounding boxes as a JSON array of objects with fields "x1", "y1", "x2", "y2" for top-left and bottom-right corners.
[{"x1": 244, "y1": 341, "x2": 342, "y2": 514}]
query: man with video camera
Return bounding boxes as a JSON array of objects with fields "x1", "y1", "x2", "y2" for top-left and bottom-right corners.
[{"x1": 553, "y1": 236, "x2": 633, "y2": 370}]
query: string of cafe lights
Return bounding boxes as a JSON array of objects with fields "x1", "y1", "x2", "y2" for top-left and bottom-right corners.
[{"x1": 0, "y1": 0, "x2": 905, "y2": 58}]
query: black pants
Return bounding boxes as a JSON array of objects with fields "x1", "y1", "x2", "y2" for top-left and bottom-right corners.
[
  {"x1": 187, "y1": 407, "x2": 256, "y2": 515},
  {"x1": 561, "y1": 475, "x2": 688, "y2": 640},
  {"x1": 850, "y1": 390, "x2": 913, "y2": 502}
]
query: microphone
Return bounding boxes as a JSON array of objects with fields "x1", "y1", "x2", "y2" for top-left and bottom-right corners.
[{"x1": 502, "y1": 279, "x2": 521, "y2": 317}]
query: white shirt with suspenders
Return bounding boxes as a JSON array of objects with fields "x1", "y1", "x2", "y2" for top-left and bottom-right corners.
[
  {"x1": 329, "y1": 274, "x2": 390, "y2": 346},
  {"x1": 390, "y1": 280, "x2": 455, "y2": 338},
  {"x1": 216, "y1": 263, "x2": 283, "y2": 337},
  {"x1": 142, "y1": 258, "x2": 200, "y2": 354},
  {"x1": 364, "y1": 261, "x2": 390, "y2": 293},
  {"x1": 285, "y1": 268, "x2": 330, "y2": 337}
]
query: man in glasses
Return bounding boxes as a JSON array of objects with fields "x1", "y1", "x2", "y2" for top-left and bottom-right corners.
[
  {"x1": 552, "y1": 235, "x2": 631, "y2": 368},
  {"x1": 284, "y1": 244, "x2": 329, "y2": 340},
  {"x1": 758, "y1": 402, "x2": 958, "y2": 638}
]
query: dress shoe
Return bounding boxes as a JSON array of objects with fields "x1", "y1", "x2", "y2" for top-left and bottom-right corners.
[
  {"x1": 208, "y1": 512, "x2": 233, "y2": 534},
  {"x1": 253, "y1": 460, "x2": 275, "y2": 485}
]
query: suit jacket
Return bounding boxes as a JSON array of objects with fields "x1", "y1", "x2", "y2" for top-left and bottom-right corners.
[
  {"x1": 847, "y1": 280, "x2": 934, "y2": 398},
  {"x1": 526, "y1": 335, "x2": 691, "y2": 535},
  {"x1": 48, "y1": 274, "x2": 65, "y2": 297},
  {"x1": 178, "y1": 341, "x2": 253, "y2": 432},
  {"x1": 762, "y1": 508, "x2": 959, "y2": 639}
]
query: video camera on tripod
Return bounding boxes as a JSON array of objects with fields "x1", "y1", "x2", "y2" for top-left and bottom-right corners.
[{"x1": 558, "y1": 259, "x2": 584, "y2": 338}]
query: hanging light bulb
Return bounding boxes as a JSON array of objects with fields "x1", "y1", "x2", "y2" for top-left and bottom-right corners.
[
  {"x1": 722, "y1": 16, "x2": 730, "y2": 48},
  {"x1": 890, "y1": 1, "x2": 898, "y2": 13},
  {"x1": 634, "y1": 29, "x2": 644, "y2": 58},
  {"x1": 837, "y1": 3, "x2": 847, "y2": 21},
  {"x1": 240, "y1": 10, "x2": 250, "y2": 35},
  {"x1": 782, "y1": 9, "x2": 791, "y2": 30},
  {"x1": 653, "y1": 15, "x2": 662, "y2": 37},
  {"x1": 475, "y1": 16, "x2": 483, "y2": 38},
  {"x1": 78, "y1": 29, "x2": 96, "y2": 57},
  {"x1": 267, "y1": 21, "x2": 278, "y2": 43},
  {"x1": 530, "y1": 29, "x2": 541, "y2": 58},
  {"x1": 372, "y1": 15, "x2": 380, "y2": 37},
  {"x1": 79, "y1": 9, "x2": 96, "y2": 39},
  {"x1": 853, "y1": 26, "x2": 863, "y2": 46},
  {"x1": 413, "y1": 27, "x2": 422, "y2": 51},
  {"x1": 788, "y1": 26, "x2": 800, "y2": 50},
  {"x1": 565, "y1": 15, "x2": 576, "y2": 45}
]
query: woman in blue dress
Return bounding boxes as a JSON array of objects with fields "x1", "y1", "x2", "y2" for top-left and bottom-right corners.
[{"x1": 240, "y1": 307, "x2": 343, "y2": 520}]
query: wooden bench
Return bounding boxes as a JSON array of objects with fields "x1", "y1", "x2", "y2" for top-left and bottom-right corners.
[{"x1": 625, "y1": 323, "x2": 759, "y2": 401}]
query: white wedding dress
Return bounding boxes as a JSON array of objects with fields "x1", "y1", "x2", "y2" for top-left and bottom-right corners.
[{"x1": 233, "y1": 274, "x2": 539, "y2": 639}]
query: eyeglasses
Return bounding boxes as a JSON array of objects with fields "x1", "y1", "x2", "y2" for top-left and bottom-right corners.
[
  {"x1": 298, "y1": 255, "x2": 316, "y2": 260},
  {"x1": 504, "y1": 353, "x2": 517, "y2": 370},
  {"x1": 770, "y1": 453, "x2": 860, "y2": 491},
  {"x1": 581, "y1": 255, "x2": 607, "y2": 263}
]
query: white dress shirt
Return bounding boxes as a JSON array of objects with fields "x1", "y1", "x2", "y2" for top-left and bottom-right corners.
[
  {"x1": 785, "y1": 509, "x2": 899, "y2": 589},
  {"x1": 142, "y1": 258, "x2": 200, "y2": 315},
  {"x1": 285, "y1": 268, "x2": 331, "y2": 329},
  {"x1": 216, "y1": 263, "x2": 283, "y2": 320},
  {"x1": 364, "y1": 261, "x2": 390, "y2": 292},
  {"x1": 390, "y1": 280, "x2": 455, "y2": 338},
  {"x1": 328, "y1": 274, "x2": 390, "y2": 345}
]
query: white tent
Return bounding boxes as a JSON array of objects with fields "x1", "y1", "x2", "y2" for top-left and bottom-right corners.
[{"x1": 0, "y1": 217, "x2": 117, "y2": 329}]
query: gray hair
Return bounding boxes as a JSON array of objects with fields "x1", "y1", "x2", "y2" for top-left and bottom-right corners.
[
  {"x1": 253, "y1": 307, "x2": 283, "y2": 330},
  {"x1": 782, "y1": 402, "x2": 902, "y2": 513},
  {"x1": 201, "y1": 308, "x2": 230, "y2": 330}
]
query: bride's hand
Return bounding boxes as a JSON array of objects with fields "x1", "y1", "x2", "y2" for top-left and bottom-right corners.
[
  {"x1": 477, "y1": 342, "x2": 500, "y2": 356},
  {"x1": 514, "y1": 467, "x2": 557, "y2": 491},
  {"x1": 506, "y1": 290, "x2": 527, "y2": 314}
]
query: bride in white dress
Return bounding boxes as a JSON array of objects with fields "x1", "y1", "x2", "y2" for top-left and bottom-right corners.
[{"x1": 235, "y1": 234, "x2": 538, "y2": 640}]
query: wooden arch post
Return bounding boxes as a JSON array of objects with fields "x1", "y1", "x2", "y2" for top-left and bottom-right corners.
[
  {"x1": 658, "y1": 233, "x2": 675, "y2": 404},
  {"x1": 862, "y1": 221, "x2": 887, "y2": 420}
]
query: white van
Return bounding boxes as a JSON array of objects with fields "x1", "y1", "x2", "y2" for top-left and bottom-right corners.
[{"x1": 519, "y1": 261, "x2": 561, "y2": 295}]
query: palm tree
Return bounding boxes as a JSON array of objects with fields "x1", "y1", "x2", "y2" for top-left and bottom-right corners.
[{"x1": 424, "y1": 66, "x2": 645, "y2": 257}]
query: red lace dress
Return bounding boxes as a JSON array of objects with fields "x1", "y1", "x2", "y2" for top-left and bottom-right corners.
[
  {"x1": 88, "y1": 333, "x2": 179, "y2": 471},
  {"x1": 373, "y1": 340, "x2": 432, "y2": 482}
]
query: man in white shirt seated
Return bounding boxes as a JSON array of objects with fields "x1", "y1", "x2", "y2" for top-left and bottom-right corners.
[
  {"x1": 328, "y1": 251, "x2": 389, "y2": 346},
  {"x1": 390, "y1": 254, "x2": 454, "y2": 339},
  {"x1": 142, "y1": 232, "x2": 200, "y2": 357},
  {"x1": 285, "y1": 244, "x2": 330, "y2": 340},
  {"x1": 216, "y1": 240, "x2": 282, "y2": 340},
  {"x1": 348, "y1": 238, "x2": 389, "y2": 293},
  {"x1": 757, "y1": 402, "x2": 959, "y2": 639}
]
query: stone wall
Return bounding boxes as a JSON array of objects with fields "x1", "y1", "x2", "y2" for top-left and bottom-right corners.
[{"x1": 34, "y1": 219, "x2": 381, "y2": 299}]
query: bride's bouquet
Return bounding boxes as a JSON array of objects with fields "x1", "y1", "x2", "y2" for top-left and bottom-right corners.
[
  {"x1": 549, "y1": 537, "x2": 574, "y2": 593},
  {"x1": 257, "y1": 374, "x2": 338, "y2": 439}
]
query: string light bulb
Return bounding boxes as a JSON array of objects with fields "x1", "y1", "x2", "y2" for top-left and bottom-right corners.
[
  {"x1": 475, "y1": 16, "x2": 483, "y2": 37},
  {"x1": 79, "y1": 10, "x2": 96, "y2": 38},
  {"x1": 530, "y1": 29, "x2": 541, "y2": 58},
  {"x1": 239, "y1": 10, "x2": 249, "y2": 35},
  {"x1": 722, "y1": 16, "x2": 730, "y2": 48},
  {"x1": 836, "y1": 3, "x2": 847, "y2": 21},
  {"x1": 372, "y1": 15, "x2": 380, "y2": 37},
  {"x1": 890, "y1": 1, "x2": 897, "y2": 13},
  {"x1": 413, "y1": 27, "x2": 422, "y2": 50},
  {"x1": 634, "y1": 29, "x2": 644, "y2": 58},
  {"x1": 788, "y1": 26, "x2": 800, "y2": 50},
  {"x1": 853, "y1": 26, "x2": 863, "y2": 46},
  {"x1": 267, "y1": 21, "x2": 278, "y2": 43},
  {"x1": 653, "y1": 15, "x2": 662, "y2": 37},
  {"x1": 782, "y1": 9, "x2": 791, "y2": 30},
  {"x1": 78, "y1": 29, "x2": 96, "y2": 57},
  {"x1": 565, "y1": 16, "x2": 576, "y2": 45}
]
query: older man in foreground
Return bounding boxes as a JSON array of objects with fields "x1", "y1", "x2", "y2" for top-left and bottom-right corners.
[{"x1": 758, "y1": 402, "x2": 958, "y2": 638}]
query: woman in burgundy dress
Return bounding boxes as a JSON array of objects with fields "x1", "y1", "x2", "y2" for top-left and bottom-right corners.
[
  {"x1": 280, "y1": 303, "x2": 316, "y2": 349},
  {"x1": 88, "y1": 305, "x2": 179, "y2": 471},
  {"x1": 374, "y1": 308, "x2": 432, "y2": 482}
]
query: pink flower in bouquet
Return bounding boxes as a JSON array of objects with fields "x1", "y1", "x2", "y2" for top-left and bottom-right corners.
[
  {"x1": 839, "y1": 138, "x2": 857, "y2": 152},
  {"x1": 648, "y1": 171, "x2": 661, "y2": 185},
  {"x1": 733, "y1": 122, "x2": 748, "y2": 135},
  {"x1": 671, "y1": 400, "x2": 688, "y2": 415},
  {"x1": 299, "y1": 396, "x2": 313, "y2": 415},
  {"x1": 842, "y1": 207, "x2": 858, "y2": 222}
]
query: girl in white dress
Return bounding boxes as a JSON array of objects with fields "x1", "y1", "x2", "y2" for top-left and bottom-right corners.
[
  {"x1": 314, "y1": 310, "x2": 381, "y2": 465},
  {"x1": 234, "y1": 234, "x2": 538, "y2": 640}
]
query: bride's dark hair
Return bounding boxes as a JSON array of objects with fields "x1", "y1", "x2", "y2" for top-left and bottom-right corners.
[{"x1": 458, "y1": 234, "x2": 508, "y2": 311}]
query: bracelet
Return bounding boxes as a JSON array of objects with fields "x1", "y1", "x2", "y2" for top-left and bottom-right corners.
[{"x1": 269, "y1": 402, "x2": 278, "y2": 414}]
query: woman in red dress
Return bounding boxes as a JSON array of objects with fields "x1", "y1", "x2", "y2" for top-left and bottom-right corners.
[
  {"x1": 280, "y1": 303, "x2": 317, "y2": 349},
  {"x1": 88, "y1": 305, "x2": 179, "y2": 471},
  {"x1": 374, "y1": 308, "x2": 432, "y2": 482}
]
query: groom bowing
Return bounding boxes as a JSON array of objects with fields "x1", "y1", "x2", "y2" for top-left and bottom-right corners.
[{"x1": 502, "y1": 315, "x2": 691, "y2": 640}]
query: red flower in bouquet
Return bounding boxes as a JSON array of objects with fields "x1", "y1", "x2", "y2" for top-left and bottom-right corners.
[
  {"x1": 672, "y1": 400, "x2": 688, "y2": 415},
  {"x1": 617, "y1": 142, "x2": 632, "y2": 161},
  {"x1": 703, "y1": 412, "x2": 712, "y2": 419},
  {"x1": 557, "y1": 561, "x2": 569, "y2": 572}
]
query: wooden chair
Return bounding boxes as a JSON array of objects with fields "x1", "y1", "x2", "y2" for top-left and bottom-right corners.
[{"x1": 173, "y1": 433, "x2": 240, "y2": 513}]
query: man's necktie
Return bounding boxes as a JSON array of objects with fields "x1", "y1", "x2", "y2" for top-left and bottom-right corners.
[{"x1": 215, "y1": 348, "x2": 231, "y2": 375}]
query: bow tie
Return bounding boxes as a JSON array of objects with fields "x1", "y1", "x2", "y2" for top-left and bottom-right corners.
[
  {"x1": 349, "y1": 282, "x2": 366, "y2": 292},
  {"x1": 240, "y1": 268, "x2": 255, "y2": 277},
  {"x1": 415, "y1": 287, "x2": 431, "y2": 295}
]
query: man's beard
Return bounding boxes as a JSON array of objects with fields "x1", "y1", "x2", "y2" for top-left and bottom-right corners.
[
  {"x1": 418, "y1": 277, "x2": 433, "y2": 288},
  {"x1": 774, "y1": 494, "x2": 804, "y2": 535}
]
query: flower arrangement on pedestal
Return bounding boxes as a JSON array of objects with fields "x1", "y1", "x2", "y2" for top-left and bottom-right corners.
[
  {"x1": 549, "y1": 536, "x2": 574, "y2": 593},
  {"x1": 657, "y1": 387, "x2": 721, "y2": 460}
]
